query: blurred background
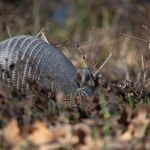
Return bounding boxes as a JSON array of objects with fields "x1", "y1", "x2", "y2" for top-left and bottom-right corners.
[{"x1": 0, "y1": 0, "x2": 150, "y2": 82}]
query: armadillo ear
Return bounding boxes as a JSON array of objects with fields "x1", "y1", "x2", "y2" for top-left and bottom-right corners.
[
  {"x1": 82, "y1": 68, "x2": 92, "y2": 84},
  {"x1": 75, "y1": 69, "x2": 82, "y2": 85},
  {"x1": 75, "y1": 68, "x2": 93, "y2": 86}
]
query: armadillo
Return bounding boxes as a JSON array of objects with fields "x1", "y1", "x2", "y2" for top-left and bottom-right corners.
[{"x1": 0, "y1": 35, "x2": 99, "y2": 97}]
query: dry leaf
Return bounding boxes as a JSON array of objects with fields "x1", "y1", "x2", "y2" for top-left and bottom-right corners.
[
  {"x1": 3, "y1": 119, "x2": 22, "y2": 145},
  {"x1": 119, "y1": 124, "x2": 134, "y2": 142},
  {"x1": 28, "y1": 121, "x2": 54, "y2": 145}
]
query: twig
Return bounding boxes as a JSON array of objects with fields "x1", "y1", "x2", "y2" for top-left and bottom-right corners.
[
  {"x1": 135, "y1": 44, "x2": 150, "y2": 95},
  {"x1": 135, "y1": 72, "x2": 141, "y2": 88},
  {"x1": 119, "y1": 33, "x2": 148, "y2": 43},
  {"x1": 142, "y1": 25, "x2": 148, "y2": 31},
  {"x1": 141, "y1": 54, "x2": 144, "y2": 71},
  {"x1": 135, "y1": 55, "x2": 144, "y2": 90},
  {"x1": 94, "y1": 52, "x2": 112, "y2": 76},
  {"x1": 41, "y1": 32, "x2": 49, "y2": 43},
  {"x1": 36, "y1": 28, "x2": 44, "y2": 37},
  {"x1": 75, "y1": 42, "x2": 97, "y2": 85},
  {"x1": 75, "y1": 42, "x2": 88, "y2": 68},
  {"x1": 55, "y1": 40, "x2": 69, "y2": 48},
  {"x1": 6, "y1": 25, "x2": 12, "y2": 38},
  {"x1": 142, "y1": 25, "x2": 150, "y2": 37},
  {"x1": 35, "y1": 27, "x2": 49, "y2": 43}
]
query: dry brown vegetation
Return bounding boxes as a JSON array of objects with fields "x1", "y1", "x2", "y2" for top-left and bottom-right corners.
[{"x1": 0, "y1": 0, "x2": 150, "y2": 150}]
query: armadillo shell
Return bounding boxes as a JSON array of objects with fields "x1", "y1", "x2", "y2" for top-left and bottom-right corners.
[{"x1": 0, "y1": 35, "x2": 79, "y2": 95}]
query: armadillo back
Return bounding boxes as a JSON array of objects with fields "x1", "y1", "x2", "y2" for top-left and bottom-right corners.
[{"x1": 0, "y1": 35, "x2": 79, "y2": 95}]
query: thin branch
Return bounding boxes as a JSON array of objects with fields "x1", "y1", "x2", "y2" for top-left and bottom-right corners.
[
  {"x1": 55, "y1": 40, "x2": 69, "y2": 48},
  {"x1": 141, "y1": 54, "x2": 144, "y2": 71},
  {"x1": 36, "y1": 28, "x2": 44, "y2": 37},
  {"x1": 41, "y1": 32, "x2": 49, "y2": 43},
  {"x1": 6, "y1": 25, "x2": 12, "y2": 38},
  {"x1": 142, "y1": 25, "x2": 148, "y2": 31},
  {"x1": 142, "y1": 25, "x2": 150, "y2": 37},
  {"x1": 119, "y1": 33, "x2": 149, "y2": 43},
  {"x1": 75, "y1": 42, "x2": 88, "y2": 68},
  {"x1": 94, "y1": 52, "x2": 112, "y2": 76},
  {"x1": 35, "y1": 27, "x2": 49, "y2": 43}
]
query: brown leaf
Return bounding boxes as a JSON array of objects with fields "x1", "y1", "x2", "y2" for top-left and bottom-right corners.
[
  {"x1": 3, "y1": 119, "x2": 22, "y2": 145},
  {"x1": 28, "y1": 121, "x2": 54, "y2": 145},
  {"x1": 119, "y1": 124, "x2": 134, "y2": 142}
]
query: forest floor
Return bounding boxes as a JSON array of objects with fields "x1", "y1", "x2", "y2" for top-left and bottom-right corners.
[{"x1": 0, "y1": 1, "x2": 150, "y2": 149}]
